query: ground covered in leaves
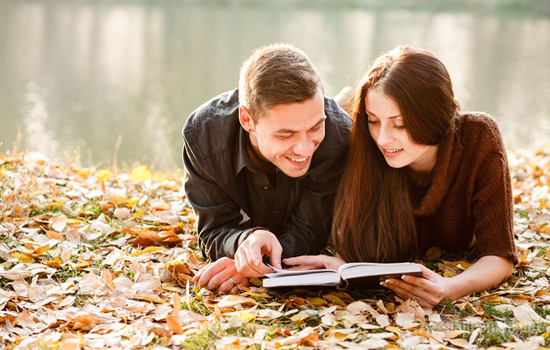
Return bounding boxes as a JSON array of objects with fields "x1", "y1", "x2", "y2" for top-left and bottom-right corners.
[{"x1": 1, "y1": 147, "x2": 550, "y2": 350}]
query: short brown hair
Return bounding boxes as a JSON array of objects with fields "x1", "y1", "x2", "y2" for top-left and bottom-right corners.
[{"x1": 239, "y1": 43, "x2": 323, "y2": 122}]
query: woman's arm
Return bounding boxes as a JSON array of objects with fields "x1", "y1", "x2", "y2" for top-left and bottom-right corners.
[{"x1": 382, "y1": 255, "x2": 514, "y2": 308}]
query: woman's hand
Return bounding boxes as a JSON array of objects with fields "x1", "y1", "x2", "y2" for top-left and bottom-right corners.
[
  {"x1": 381, "y1": 256, "x2": 513, "y2": 308},
  {"x1": 283, "y1": 255, "x2": 346, "y2": 271},
  {"x1": 380, "y1": 265, "x2": 449, "y2": 308},
  {"x1": 193, "y1": 257, "x2": 249, "y2": 294}
]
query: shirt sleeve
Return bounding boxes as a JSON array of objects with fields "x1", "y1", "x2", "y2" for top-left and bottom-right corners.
[
  {"x1": 471, "y1": 123, "x2": 518, "y2": 264},
  {"x1": 183, "y1": 137, "x2": 248, "y2": 261}
]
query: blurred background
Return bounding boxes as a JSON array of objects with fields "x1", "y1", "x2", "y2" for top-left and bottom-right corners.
[{"x1": 1, "y1": 0, "x2": 549, "y2": 170}]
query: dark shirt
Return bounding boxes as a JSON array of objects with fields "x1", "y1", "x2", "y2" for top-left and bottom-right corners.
[{"x1": 182, "y1": 89, "x2": 351, "y2": 261}]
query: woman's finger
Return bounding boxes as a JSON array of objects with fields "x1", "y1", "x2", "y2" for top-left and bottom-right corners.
[{"x1": 284, "y1": 255, "x2": 326, "y2": 269}]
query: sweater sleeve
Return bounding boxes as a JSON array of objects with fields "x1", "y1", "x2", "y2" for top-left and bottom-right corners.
[{"x1": 471, "y1": 119, "x2": 518, "y2": 264}]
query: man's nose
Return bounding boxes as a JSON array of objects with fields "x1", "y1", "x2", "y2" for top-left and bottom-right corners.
[{"x1": 293, "y1": 134, "x2": 315, "y2": 156}]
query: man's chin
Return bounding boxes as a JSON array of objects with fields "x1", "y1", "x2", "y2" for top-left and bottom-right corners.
[{"x1": 278, "y1": 164, "x2": 310, "y2": 178}]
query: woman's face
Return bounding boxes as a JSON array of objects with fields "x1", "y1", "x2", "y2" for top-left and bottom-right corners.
[{"x1": 365, "y1": 88, "x2": 438, "y2": 175}]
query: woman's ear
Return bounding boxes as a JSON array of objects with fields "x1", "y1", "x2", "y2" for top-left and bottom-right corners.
[{"x1": 239, "y1": 106, "x2": 255, "y2": 133}]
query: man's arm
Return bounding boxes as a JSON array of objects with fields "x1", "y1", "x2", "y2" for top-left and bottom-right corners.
[{"x1": 183, "y1": 139, "x2": 248, "y2": 261}]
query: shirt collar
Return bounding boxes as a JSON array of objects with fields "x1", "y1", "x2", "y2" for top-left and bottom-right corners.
[{"x1": 234, "y1": 126, "x2": 255, "y2": 175}]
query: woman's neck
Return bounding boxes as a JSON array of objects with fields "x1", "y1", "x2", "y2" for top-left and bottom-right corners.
[{"x1": 408, "y1": 145, "x2": 438, "y2": 179}]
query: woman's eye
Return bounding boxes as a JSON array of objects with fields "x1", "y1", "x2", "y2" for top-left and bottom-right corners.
[
  {"x1": 367, "y1": 120, "x2": 378, "y2": 125},
  {"x1": 394, "y1": 125, "x2": 406, "y2": 130}
]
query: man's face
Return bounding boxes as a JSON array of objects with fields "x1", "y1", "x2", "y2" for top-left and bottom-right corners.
[{"x1": 241, "y1": 90, "x2": 326, "y2": 178}]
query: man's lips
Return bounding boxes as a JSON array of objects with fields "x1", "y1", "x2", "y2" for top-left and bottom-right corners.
[{"x1": 285, "y1": 155, "x2": 310, "y2": 166}]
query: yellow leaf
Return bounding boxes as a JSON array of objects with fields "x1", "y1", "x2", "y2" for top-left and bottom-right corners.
[
  {"x1": 444, "y1": 330, "x2": 469, "y2": 339},
  {"x1": 233, "y1": 311, "x2": 256, "y2": 321},
  {"x1": 307, "y1": 297, "x2": 328, "y2": 306},
  {"x1": 290, "y1": 312, "x2": 310, "y2": 322},
  {"x1": 11, "y1": 253, "x2": 32, "y2": 263},
  {"x1": 131, "y1": 247, "x2": 164, "y2": 257},
  {"x1": 241, "y1": 291, "x2": 271, "y2": 299},
  {"x1": 109, "y1": 195, "x2": 127, "y2": 206},
  {"x1": 217, "y1": 295, "x2": 257, "y2": 308},
  {"x1": 96, "y1": 169, "x2": 112, "y2": 183},
  {"x1": 130, "y1": 165, "x2": 152, "y2": 182},
  {"x1": 75, "y1": 261, "x2": 91, "y2": 270},
  {"x1": 76, "y1": 169, "x2": 91, "y2": 176},
  {"x1": 385, "y1": 326, "x2": 402, "y2": 334},
  {"x1": 443, "y1": 271, "x2": 457, "y2": 278},
  {"x1": 448, "y1": 338, "x2": 471, "y2": 348},
  {"x1": 324, "y1": 295, "x2": 346, "y2": 306},
  {"x1": 46, "y1": 257, "x2": 62, "y2": 268}
]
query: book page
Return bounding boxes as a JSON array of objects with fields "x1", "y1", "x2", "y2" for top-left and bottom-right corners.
[
  {"x1": 264, "y1": 267, "x2": 338, "y2": 279},
  {"x1": 338, "y1": 262, "x2": 422, "y2": 281}
]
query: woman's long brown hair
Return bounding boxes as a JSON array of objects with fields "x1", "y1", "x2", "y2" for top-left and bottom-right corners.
[{"x1": 333, "y1": 46, "x2": 459, "y2": 263}]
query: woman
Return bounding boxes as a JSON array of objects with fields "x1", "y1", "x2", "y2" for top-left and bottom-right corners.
[{"x1": 285, "y1": 45, "x2": 517, "y2": 307}]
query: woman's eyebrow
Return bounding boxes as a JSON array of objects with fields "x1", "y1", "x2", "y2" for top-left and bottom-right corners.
[{"x1": 366, "y1": 109, "x2": 401, "y2": 119}]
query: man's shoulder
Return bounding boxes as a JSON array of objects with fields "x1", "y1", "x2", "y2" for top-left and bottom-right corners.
[
  {"x1": 322, "y1": 97, "x2": 352, "y2": 151},
  {"x1": 183, "y1": 89, "x2": 241, "y2": 161}
]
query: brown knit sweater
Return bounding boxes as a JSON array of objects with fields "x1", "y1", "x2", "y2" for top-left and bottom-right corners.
[{"x1": 407, "y1": 112, "x2": 517, "y2": 264}]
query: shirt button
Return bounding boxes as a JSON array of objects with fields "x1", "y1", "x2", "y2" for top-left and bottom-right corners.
[
  {"x1": 263, "y1": 186, "x2": 268, "y2": 190},
  {"x1": 276, "y1": 211, "x2": 281, "y2": 215}
]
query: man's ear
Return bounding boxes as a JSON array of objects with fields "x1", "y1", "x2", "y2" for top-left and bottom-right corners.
[{"x1": 239, "y1": 106, "x2": 255, "y2": 132}]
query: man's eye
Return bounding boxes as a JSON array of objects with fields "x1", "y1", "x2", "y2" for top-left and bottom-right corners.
[{"x1": 278, "y1": 134, "x2": 293, "y2": 140}]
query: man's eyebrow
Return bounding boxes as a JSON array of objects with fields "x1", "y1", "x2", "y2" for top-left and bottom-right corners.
[
  {"x1": 274, "y1": 117, "x2": 326, "y2": 134},
  {"x1": 366, "y1": 109, "x2": 401, "y2": 119}
]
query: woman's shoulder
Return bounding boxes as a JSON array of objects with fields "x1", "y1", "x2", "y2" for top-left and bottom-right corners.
[
  {"x1": 457, "y1": 112, "x2": 499, "y2": 131},
  {"x1": 456, "y1": 112, "x2": 504, "y2": 147}
]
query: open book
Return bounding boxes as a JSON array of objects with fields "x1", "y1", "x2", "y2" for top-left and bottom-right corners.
[{"x1": 263, "y1": 262, "x2": 423, "y2": 290}]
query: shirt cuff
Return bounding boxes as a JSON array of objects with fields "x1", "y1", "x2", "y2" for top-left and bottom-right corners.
[{"x1": 236, "y1": 226, "x2": 269, "y2": 249}]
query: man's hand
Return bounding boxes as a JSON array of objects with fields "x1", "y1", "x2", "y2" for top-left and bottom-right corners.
[
  {"x1": 234, "y1": 230, "x2": 282, "y2": 277},
  {"x1": 193, "y1": 257, "x2": 249, "y2": 294}
]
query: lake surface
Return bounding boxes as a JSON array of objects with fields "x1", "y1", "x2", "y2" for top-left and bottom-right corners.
[{"x1": 1, "y1": 1, "x2": 549, "y2": 170}]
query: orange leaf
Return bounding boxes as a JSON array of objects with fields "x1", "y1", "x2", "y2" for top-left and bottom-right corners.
[
  {"x1": 33, "y1": 244, "x2": 50, "y2": 255},
  {"x1": 166, "y1": 314, "x2": 182, "y2": 334},
  {"x1": 46, "y1": 230, "x2": 64, "y2": 240},
  {"x1": 172, "y1": 294, "x2": 181, "y2": 318},
  {"x1": 100, "y1": 270, "x2": 116, "y2": 291},
  {"x1": 46, "y1": 257, "x2": 62, "y2": 268}
]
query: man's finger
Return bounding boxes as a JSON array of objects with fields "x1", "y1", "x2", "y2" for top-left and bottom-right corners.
[{"x1": 269, "y1": 241, "x2": 283, "y2": 269}]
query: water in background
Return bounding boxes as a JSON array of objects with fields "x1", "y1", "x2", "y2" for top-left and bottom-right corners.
[{"x1": 1, "y1": 0, "x2": 549, "y2": 170}]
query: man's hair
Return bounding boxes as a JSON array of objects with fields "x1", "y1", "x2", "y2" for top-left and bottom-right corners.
[{"x1": 238, "y1": 43, "x2": 323, "y2": 122}]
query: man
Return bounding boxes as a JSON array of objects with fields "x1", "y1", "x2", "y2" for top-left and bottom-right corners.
[{"x1": 183, "y1": 43, "x2": 350, "y2": 293}]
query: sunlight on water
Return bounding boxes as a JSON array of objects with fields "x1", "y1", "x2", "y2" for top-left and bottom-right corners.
[{"x1": 0, "y1": 1, "x2": 549, "y2": 169}]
